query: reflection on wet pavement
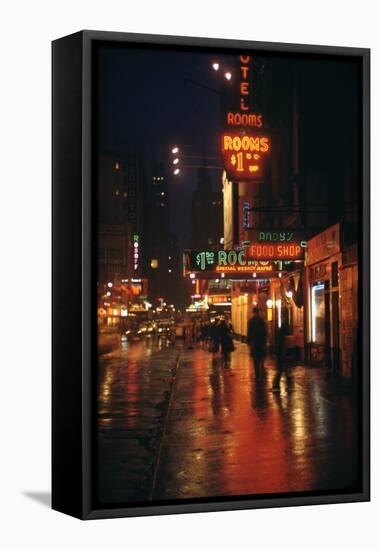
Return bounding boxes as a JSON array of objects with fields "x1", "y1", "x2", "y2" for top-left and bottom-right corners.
[
  {"x1": 152, "y1": 342, "x2": 358, "y2": 500},
  {"x1": 97, "y1": 337, "x2": 359, "y2": 504},
  {"x1": 97, "y1": 335, "x2": 179, "y2": 504}
]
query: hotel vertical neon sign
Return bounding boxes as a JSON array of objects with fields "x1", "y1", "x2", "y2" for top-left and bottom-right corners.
[
  {"x1": 226, "y1": 55, "x2": 263, "y2": 128},
  {"x1": 222, "y1": 54, "x2": 270, "y2": 180}
]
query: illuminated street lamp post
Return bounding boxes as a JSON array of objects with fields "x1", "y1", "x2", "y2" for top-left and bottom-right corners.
[
  {"x1": 171, "y1": 144, "x2": 222, "y2": 177},
  {"x1": 212, "y1": 61, "x2": 233, "y2": 82},
  {"x1": 171, "y1": 65, "x2": 232, "y2": 179},
  {"x1": 171, "y1": 146, "x2": 180, "y2": 175}
]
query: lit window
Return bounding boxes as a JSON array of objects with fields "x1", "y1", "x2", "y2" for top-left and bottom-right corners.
[
  {"x1": 115, "y1": 189, "x2": 119, "y2": 196},
  {"x1": 115, "y1": 162, "x2": 119, "y2": 170}
]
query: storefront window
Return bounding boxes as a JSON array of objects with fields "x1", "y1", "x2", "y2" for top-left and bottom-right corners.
[{"x1": 311, "y1": 283, "x2": 325, "y2": 344}]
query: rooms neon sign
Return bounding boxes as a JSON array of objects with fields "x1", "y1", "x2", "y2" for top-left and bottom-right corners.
[{"x1": 221, "y1": 133, "x2": 270, "y2": 179}]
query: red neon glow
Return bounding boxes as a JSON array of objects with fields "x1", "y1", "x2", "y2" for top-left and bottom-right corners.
[
  {"x1": 221, "y1": 133, "x2": 270, "y2": 179},
  {"x1": 227, "y1": 112, "x2": 263, "y2": 128},
  {"x1": 247, "y1": 243, "x2": 304, "y2": 260}
]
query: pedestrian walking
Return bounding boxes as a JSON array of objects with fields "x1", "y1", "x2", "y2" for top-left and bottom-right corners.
[
  {"x1": 209, "y1": 318, "x2": 221, "y2": 360},
  {"x1": 199, "y1": 322, "x2": 207, "y2": 347},
  {"x1": 184, "y1": 318, "x2": 194, "y2": 349},
  {"x1": 272, "y1": 308, "x2": 293, "y2": 392},
  {"x1": 247, "y1": 307, "x2": 267, "y2": 381},
  {"x1": 219, "y1": 317, "x2": 235, "y2": 367}
]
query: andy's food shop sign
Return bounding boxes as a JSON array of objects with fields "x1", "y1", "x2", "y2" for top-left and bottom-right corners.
[{"x1": 245, "y1": 229, "x2": 307, "y2": 261}]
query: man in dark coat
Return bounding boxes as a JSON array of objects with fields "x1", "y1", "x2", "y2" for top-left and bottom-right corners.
[
  {"x1": 272, "y1": 308, "x2": 292, "y2": 391},
  {"x1": 209, "y1": 318, "x2": 221, "y2": 360},
  {"x1": 247, "y1": 307, "x2": 267, "y2": 381},
  {"x1": 219, "y1": 318, "x2": 235, "y2": 367}
]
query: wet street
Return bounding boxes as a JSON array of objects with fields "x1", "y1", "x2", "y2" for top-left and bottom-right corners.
[{"x1": 97, "y1": 335, "x2": 359, "y2": 505}]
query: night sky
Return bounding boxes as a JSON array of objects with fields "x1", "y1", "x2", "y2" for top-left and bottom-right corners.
[
  {"x1": 96, "y1": 44, "x2": 360, "y2": 246},
  {"x1": 96, "y1": 45, "x2": 238, "y2": 245}
]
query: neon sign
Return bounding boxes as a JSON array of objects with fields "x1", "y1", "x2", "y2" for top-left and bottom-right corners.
[
  {"x1": 183, "y1": 250, "x2": 285, "y2": 279},
  {"x1": 222, "y1": 54, "x2": 271, "y2": 180},
  {"x1": 245, "y1": 230, "x2": 307, "y2": 260},
  {"x1": 243, "y1": 201, "x2": 251, "y2": 230},
  {"x1": 247, "y1": 243, "x2": 305, "y2": 260},
  {"x1": 223, "y1": 134, "x2": 270, "y2": 153},
  {"x1": 227, "y1": 112, "x2": 263, "y2": 128},
  {"x1": 215, "y1": 264, "x2": 274, "y2": 274},
  {"x1": 225, "y1": 55, "x2": 264, "y2": 129},
  {"x1": 255, "y1": 231, "x2": 298, "y2": 242},
  {"x1": 239, "y1": 55, "x2": 250, "y2": 109},
  {"x1": 221, "y1": 133, "x2": 270, "y2": 179},
  {"x1": 208, "y1": 295, "x2": 232, "y2": 305},
  {"x1": 133, "y1": 234, "x2": 139, "y2": 272},
  {"x1": 247, "y1": 229, "x2": 307, "y2": 246},
  {"x1": 238, "y1": 197, "x2": 253, "y2": 242}
]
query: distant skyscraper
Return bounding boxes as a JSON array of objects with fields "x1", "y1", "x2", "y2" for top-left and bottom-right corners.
[
  {"x1": 191, "y1": 160, "x2": 223, "y2": 250},
  {"x1": 97, "y1": 150, "x2": 146, "y2": 279}
]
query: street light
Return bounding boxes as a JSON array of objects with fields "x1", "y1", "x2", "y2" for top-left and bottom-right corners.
[
  {"x1": 211, "y1": 59, "x2": 233, "y2": 81},
  {"x1": 171, "y1": 146, "x2": 181, "y2": 175}
]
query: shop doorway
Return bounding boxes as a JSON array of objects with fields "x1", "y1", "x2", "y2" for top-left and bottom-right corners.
[{"x1": 310, "y1": 280, "x2": 340, "y2": 371}]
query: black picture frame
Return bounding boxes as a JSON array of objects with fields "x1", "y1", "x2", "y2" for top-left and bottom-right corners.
[{"x1": 52, "y1": 30, "x2": 370, "y2": 520}]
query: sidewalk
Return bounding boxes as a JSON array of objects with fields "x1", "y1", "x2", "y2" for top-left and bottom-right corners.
[
  {"x1": 152, "y1": 341, "x2": 359, "y2": 500},
  {"x1": 97, "y1": 343, "x2": 180, "y2": 505},
  {"x1": 96, "y1": 339, "x2": 359, "y2": 504}
]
